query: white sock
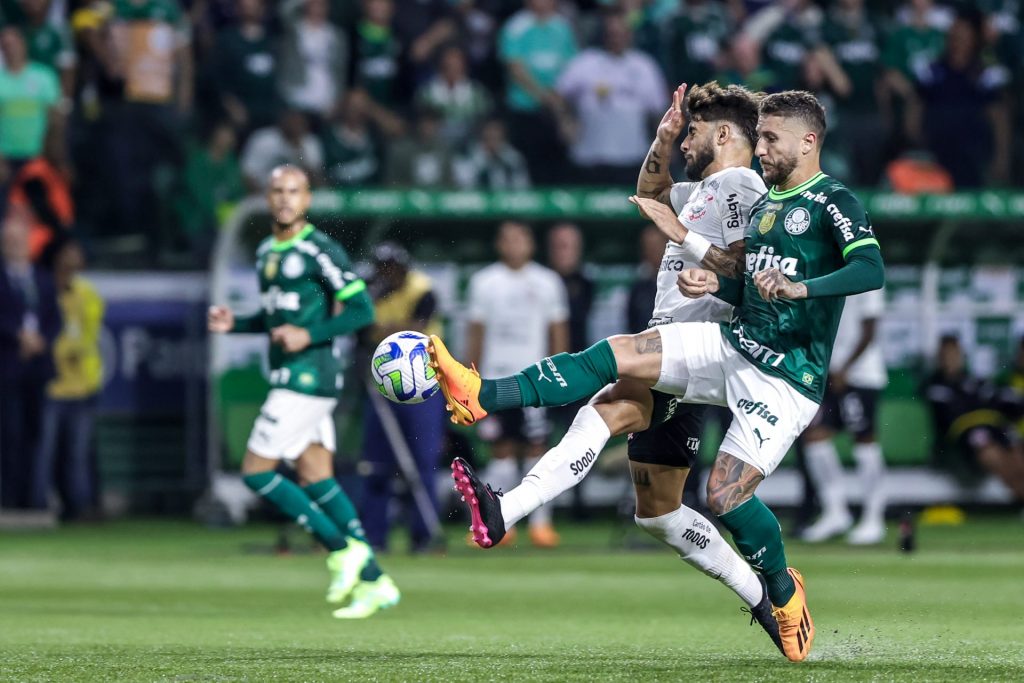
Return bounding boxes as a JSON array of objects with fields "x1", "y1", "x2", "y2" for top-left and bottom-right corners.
[
  {"x1": 523, "y1": 455, "x2": 552, "y2": 527},
  {"x1": 500, "y1": 405, "x2": 611, "y2": 530},
  {"x1": 853, "y1": 442, "x2": 886, "y2": 525},
  {"x1": 635, "y1": 506, "x2": 763, "y2": 607},
  {"x1": 804, "y1": 439, "x2": 849, "y2": 519}
]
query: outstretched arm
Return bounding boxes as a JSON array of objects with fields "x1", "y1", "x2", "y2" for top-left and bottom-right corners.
[
  {"x1": 631, "y1": 196, "x2": 745, "y2": 277},
  {"x1": 752, "y1": 247, "x2": 885, "y2": 302},
  {"x1": 637, "y1": 83, "x2": 687, "y2": 206}
]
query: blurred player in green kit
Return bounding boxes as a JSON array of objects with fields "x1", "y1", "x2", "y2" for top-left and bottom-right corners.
[{"x1": 208, "y1": 165, "x2": 398, "y2": 618}]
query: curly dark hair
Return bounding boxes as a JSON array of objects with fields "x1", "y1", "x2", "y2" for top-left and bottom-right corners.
[
  {"x1": 759, "y1": 90, "x2": 827, "y2": 145},
  {"x1": 685, "y1": 81, "x2": 762, "y2": 148}
]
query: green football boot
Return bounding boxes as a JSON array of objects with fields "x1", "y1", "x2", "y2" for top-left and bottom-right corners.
[
  {"x1": 332, "y1": 575, "x2": 400, "y2": 619},
  {"x1": 325, "y1": 539, "x2": 371, "y2": 604}
]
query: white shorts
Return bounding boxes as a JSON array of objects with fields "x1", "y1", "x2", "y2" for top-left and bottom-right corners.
[
  {"x1": 246, "y1": 389, "x2": 337, "y2": 460},
  {"x1": 653, "y1": 322, "x2": 820, "y2": 476}
]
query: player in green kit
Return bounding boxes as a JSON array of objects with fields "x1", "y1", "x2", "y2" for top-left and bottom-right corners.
[
  {"x1": 430, "y1": 91, "x2": 884, "y2": 661},
  {"x1": 208, "y1": 165, "x2": 399, "y2": 619}
]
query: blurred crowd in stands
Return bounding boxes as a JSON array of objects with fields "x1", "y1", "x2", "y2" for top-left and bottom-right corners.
[{"x1": 0, "y1": 0, "x2": 1022, "y2": 264}]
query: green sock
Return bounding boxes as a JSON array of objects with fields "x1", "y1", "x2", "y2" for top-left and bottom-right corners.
[
  {"x1": 479, "y1": 340, "x2": 619, "y2": 412},
  {"x1": 304, "y1": 478, "x2": 383, "y2": 581},
  {"x1": 244, "y1": 472, "x2": 347, "y2": 552},
  {"x1": 718, "y1": 496, "x2": 795, "y2": 605}
]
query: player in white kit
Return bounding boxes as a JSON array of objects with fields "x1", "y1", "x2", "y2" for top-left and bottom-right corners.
[
  {"x1": 465, "y1": 221, "x2": 570, "y2": 547},
  {"x1": 451, "y1": 82, "x2": 786, "y2": 653},
  {"x1": 800, "y1": 288, "x2": 888, "y2": 544}
]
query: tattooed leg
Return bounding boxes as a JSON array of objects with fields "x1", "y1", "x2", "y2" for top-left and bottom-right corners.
[
  {"x1": 707, "y1": 451, "x2": 796, "y2": 603},
  {"x1": 706, "y1": 452, "x2": 764, "y2": 515}
]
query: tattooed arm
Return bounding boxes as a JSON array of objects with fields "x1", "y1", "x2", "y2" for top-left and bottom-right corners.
[
  {"x1": 701, "y1": 240, "x2": 745, "y2": 278},
  {"x1": 637, "y1": 83, "x2": 687, "y2": 206},
  {"x1": 630, "y1": 196, "x2": 745, "y2": 278}
]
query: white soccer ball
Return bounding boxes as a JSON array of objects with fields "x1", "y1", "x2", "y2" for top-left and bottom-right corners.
[{"x1": 370, "y1": 331, "x2": 440, "y2": 404}]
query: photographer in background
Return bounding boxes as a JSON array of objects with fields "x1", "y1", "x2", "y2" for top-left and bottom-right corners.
[{"x1": 361, "y1": 242, "x2": 446, "y2": 552}]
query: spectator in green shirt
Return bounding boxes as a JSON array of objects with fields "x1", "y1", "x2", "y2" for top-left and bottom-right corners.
[
  {"x1": 821, "y1": 0, "x2": 886, "y2": 185},
  {"x1": 350, "y1": 0, "x2": 402, "y2": 109},
  {"x1": 321, "y1": 87, "x2": 383, "y2": 188},
  {"x1": 18, "y1": 0, "x2": 76, "y2": 99},
  {"x1": 173, "y1": 122, "x2": 245, "y2": 254},
  {"x1": 0, "y1": 27, "x2": 62, "y2": 197},
  {"x1": 497, "y1": 0, "x2": 577, "y2": 184},
  {"x1": 661, "y1": 0, "x2": 733, "y2": 90},
  {"x1": 881, "y1": 0, "x2": 947, "y2": 146},
  {"x1": 744, "y1": 0, "x2": 824, "y2": 92},
  {"x1": 385, "y1": 105, "x2": 454, "y2": 189},
  {"x1": 415, "y1": 44, "x2": 492, "y2": 147},
  {"x1": 209, "y1": 0, "x2": 279, "y2": 139}
]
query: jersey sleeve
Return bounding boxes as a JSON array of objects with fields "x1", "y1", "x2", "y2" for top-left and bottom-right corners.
[
  {"x1": 668, "y1": 181, "x2": 699, "y2": 215},
  {"x1": 317, "y1": 238, "x2": 366, "y2": 302},
  {"x1": 717, "y1": 171, "x2": 766, "y2": 246},
  {"x1": 826, "y1": 188, "x2": 879, "y2": 260}
]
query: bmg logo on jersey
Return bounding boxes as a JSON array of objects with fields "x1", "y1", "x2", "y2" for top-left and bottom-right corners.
[
  {"x1": 261, "y1": 286, "x2": 301, "y2": 313},
  {"x1": 746, "y1": 245, "x2": 799, "y2": 276}
]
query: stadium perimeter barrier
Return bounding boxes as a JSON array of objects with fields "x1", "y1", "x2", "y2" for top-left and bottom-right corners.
[{"x1": 202, "y1": 188, "x2": 1024, "y2": 516}]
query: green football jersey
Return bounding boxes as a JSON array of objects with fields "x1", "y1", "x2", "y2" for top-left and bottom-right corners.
[
  {"x1": 721, "y1": 172, "x2": 881, "y2": 403},
  {"x1": 252, "y1": 224, "x2": 365, "y2": 397}
]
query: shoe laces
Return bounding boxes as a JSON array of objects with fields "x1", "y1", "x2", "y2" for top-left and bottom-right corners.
[
  {"x1": 771, "y1": 604, "x2": 797, "y2": 625},
  {"x1": 740, "y1": 606, "x2": 757, "y2": 627},
  {"x1": 485, "y1": 484, "x2": 503, "y2": 498}
]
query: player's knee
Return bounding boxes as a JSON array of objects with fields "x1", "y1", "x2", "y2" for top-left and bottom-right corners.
[
  {"x1": 606, "y1": 334, "x2": 636, "y2": 367},
  {"x1": 241, "y1": 450, "x2": 276, "y2": 476},
  {"x1": 634, "y1": 510, "x2": 672, "y2": 541}
]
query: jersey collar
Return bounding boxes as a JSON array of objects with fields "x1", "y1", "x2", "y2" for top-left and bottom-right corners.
[
  {"x1": 271, "y1": 224, "x2": 314, "y2": 252},
  {"x1": 767, "y1": 171, "x2": 826, "y2": 200}
]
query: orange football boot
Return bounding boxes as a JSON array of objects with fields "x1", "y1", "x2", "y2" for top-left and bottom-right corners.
[
  {"x1": 528, "y1": 524, "x2": 561, "y2": 549},
  {"x1": 428, "y1": 335, "x2": 488, "y2": 426},
  {"x1": 772, "y1": 568, "x2": 815, "y2": 662}
]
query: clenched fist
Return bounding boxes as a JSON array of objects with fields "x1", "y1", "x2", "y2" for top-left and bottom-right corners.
[
  {"x1": 678, "y1": 268, "x2": 719, "y2": 298},
  {"x1": 208, "y1": 306, "x2": 235, "y2": 333},
  {"x1": 753, "y1": 268, "x2": 807, "y2": 302}
]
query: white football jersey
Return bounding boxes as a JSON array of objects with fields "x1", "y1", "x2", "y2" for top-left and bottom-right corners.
[
  {"x1": 650, "y1": 166, "x2": 767, "y2": 326},
  {"x1": 829, "y1": 288, "x2": 888, "y2": 389},
  {"x1": 468, "y1": 262, "x2": 569, "y2": 377}
]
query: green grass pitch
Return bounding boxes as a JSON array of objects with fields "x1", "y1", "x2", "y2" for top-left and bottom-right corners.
[{"x1": 2, "y1": 516, "x2": 1023, "y2": 681}]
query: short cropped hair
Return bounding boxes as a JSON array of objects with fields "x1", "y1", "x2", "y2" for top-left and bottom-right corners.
[
  {"x1": 759, "y1": 90, "x2": 827, "y2": 145},
  {"x1": 685, "y1": 81, "x2": 761, "y2": 148}
]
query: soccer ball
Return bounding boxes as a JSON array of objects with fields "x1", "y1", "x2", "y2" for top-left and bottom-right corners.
[{"x1": 370, "y1": 331, "x2": 440, "y2": 404}]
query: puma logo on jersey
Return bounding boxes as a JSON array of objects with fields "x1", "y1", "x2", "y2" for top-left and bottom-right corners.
[
  {"x1": 753, "y1": 428, "x2": 771, "y2": 448},
  {"x1": 858, "y1": 225, "x2": 874, "y2": 235},
  {"x1": 537, "y1": 358, "x2": 567, "y2": 388},
  {"x1": 535, "y1": 362, "x2": 551, "y2": 383},
  {"x1": 746, "y1": 245, "x2": 799, "y2": 276}
]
